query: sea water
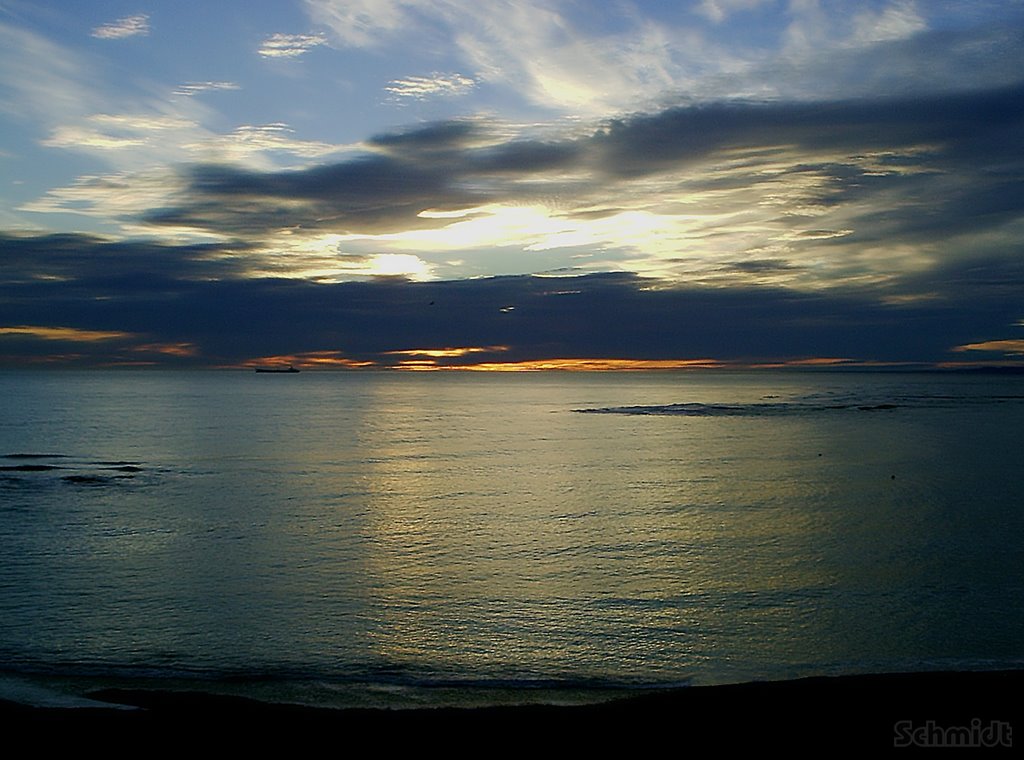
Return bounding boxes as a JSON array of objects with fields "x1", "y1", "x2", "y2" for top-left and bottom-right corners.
[{"x1": 0, "y1": 369, "x2": 1022, "y2": 708}]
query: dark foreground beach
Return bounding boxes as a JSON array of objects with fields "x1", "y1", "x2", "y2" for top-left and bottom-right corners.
[{"x1": 3, "y1": 670, "x2": 1018, "y2": 752}]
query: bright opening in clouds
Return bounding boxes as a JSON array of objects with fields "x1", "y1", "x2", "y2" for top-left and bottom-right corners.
[{"x1": 2, "y1": 1, "x2": 1023, "y2": 368}]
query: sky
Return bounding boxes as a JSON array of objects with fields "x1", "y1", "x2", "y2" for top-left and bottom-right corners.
[{"x1": 1, "y1": 0, "x2": 1023, "y2": 369}]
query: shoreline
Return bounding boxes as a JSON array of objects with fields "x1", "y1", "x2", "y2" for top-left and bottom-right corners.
[{"x1": 4, "y1": 669, "x2": 1019, "y2": 751}]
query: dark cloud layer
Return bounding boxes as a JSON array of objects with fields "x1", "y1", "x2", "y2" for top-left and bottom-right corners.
[
  {"x1": 0, "y1": 233, "x2": 255, "y2": 285},
  {"x1": 1, "y1": 233, "x2": 1020, "y2": 367}
]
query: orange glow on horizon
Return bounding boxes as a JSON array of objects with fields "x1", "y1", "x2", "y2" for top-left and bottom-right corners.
[
  {"x1": 243, "y1": 351, "x2": 377, "y2": 369},
  {"x1": 231, "y1": 353, "x2": 997, "y2": 372},
  {"x1": 132, "y1": 342, "x2": 199, "y2": 357},
  {"x1": 383, "y1": 345, "x2": 510, "y2": 358},
  {"x1": 394, "y1": 357, "x2": 725, "y2": 371}
]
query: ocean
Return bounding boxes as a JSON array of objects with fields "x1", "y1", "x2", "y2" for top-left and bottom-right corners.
[{"x1": 1, "y1": 369, "x2": 1022, "y2": 709}]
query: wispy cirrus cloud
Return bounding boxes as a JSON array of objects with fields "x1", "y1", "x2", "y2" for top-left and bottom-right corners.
[
  {"x1": 42, "y1": 126, "x2": 146, "y2": 151},
  {"x1": 305, "y1": 0, "x2": 1023, "y2": 115},
  {"x1": 849, "y1": 1, "x2": 927, "y2": 46},
  {"x1": 41, "y1": 113, "x2": 197, "y2": 151},
  {"x1": 258, "y1": 32, "x2": 327, "y2": 58},
  {"x1": 308, "y1": 0, "x2": 690, "y2": 114},
  {"x1": 87, "y1": 114, "x2": 196, "y2": 130},
  {"x1": 0, "y1": 21, "x2": 98, "y2": 124},
  {"x1": 695, "y1": 0, "x2": 769, "y2": 24},
  {"x1": 183, "y1": 123, "x2": 345, "y2": 160},
  {"x1": 91, "y1": 14, "x2": 150, "y2": 40},
  {"x1": 0, "y1": 20, "x2": 224, "y2": 191}
]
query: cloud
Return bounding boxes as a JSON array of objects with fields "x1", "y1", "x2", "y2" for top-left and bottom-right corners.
[
  {"x1": 88, "y1": 114, "x2": 196, "y2": 130},
  {"x1": 305, "y1": 0, "x2": 703, "y2": 113},
  {"x1": 184, "y1": 123, "x2": 344, "y2": 160},
  {"x1": 41, "y1": 113, "x2": 197, "y2": 151},
  {"x1": 366, "y1": 119, "x2": 492, "y2": 153},
  {"x1": 0, "y1": 232, "x2": 255, "y2": 285},
  {"x1": 2, "y1": 244, "x2": 1021, "y2": 368},
  {"x1": 385, "y1": 72, "x2": 476, "y2": 100},
  {"x1": 20, "y1": 170, "x2": 190, "y2": 227},
  {"x1": 25, "y1": 118, "x2": 355, "y2": 229},
  {"x1": 850, "y1": 1, "x2": 927, "y2": 46},
  {"x1": 0, "y1": 22, "x2": 244, "y2": 193},
  {"x1": 0, "y1": 325, "x2": 134, "y2": 342},
  {"x1": 302, "y1": 0, "x2": 412, "y2": 47},
  {"x1": 304, "y1": 1, "x2": 1024, "y2": 114},
  {"x1": 953, "y1": 339, "x2": 1024, "y2": 356},
  {"x1": 391, "y1": 357, "x2": 724, "y2": 371},
  {"x1": 258, "y1": 32, "x2": 327, "y2": 58},
  {"x1": 696, "y1": 0, "x2": 769, "y2": 24},
  {"x1": 91, "y1": 15, "x2": 150, "y2": 40},
  {"x1": 28, "y1": 77, "x2": 1024, "y2": 290},
  {"x1": 5, "y1": 124, "x2": 341, "y2": 202},
  {"x1": 174, "y1": 81, "x2": 241, "y2": 97},
  {"x1": 0, "y1": 21, "x2": 98, "y2": 124},
  {"x1": 780, "y1": 0, "x2": 926, "y2": 56},
  {"x1": 131, "y1": 342, "x2": 199, "y2": 357},
  {"x1": 117, "y1": 81, "x2": 1022, "y2": 294},
  {"x1": 245, "y1": 351, "x2": 375, "y2": 369},
  {"x1": 42, "y1": 126, "x2": 146, "y2": 151},
  {"x1": 141, "y1": 148, "x2": 484, "y2": 237},
  {"x1": 383, "y1": 345, "x2": 508, "y2": 358}
]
